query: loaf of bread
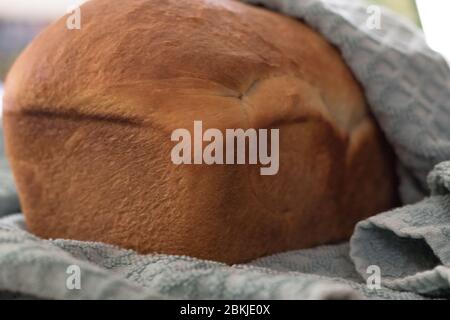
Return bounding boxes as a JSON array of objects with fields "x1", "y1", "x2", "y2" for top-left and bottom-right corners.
[{"x1": 2, "y1": 0, "x2": 397, "y2": 263}]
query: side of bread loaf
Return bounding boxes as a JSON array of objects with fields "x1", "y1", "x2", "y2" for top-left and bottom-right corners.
[{"x1": 2, "y1": 0, "x2": 397, "y2": 263}]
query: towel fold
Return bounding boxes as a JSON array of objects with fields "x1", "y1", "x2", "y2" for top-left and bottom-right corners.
[{"x1": 352, "y1": 163, "x2": 450, "y2": 297}]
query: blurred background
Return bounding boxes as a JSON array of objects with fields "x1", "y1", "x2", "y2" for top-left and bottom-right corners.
[{"x1": 0, "y1": 0, "x2": 449, "y2": 113}]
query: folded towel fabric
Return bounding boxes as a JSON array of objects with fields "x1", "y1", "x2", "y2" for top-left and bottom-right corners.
[
  {"x1": 1, "y1": 0, "x2": 450, "y2": 299},
  {"x1": 0, "y1": 213, "x2": 423, "y2": 300}
]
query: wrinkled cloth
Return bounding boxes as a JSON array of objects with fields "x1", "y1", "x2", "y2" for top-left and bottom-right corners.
[{"x1": 1, "y1": 0, "x2": 450, "y2": 300}]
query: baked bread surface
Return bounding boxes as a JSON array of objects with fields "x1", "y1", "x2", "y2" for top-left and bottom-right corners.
[{"x1": 3, "y1": 0, "x2": 397, "y2": 263}]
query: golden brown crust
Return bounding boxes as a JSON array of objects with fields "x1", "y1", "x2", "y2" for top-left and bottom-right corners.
[{"x1": 3, "y1": 0, "x2": 397, "y2": 263}]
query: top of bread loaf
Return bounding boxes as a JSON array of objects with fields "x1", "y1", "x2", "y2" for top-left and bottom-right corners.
[{"x1": 3, "y1": 0, "x2": 367, "y2": 136}]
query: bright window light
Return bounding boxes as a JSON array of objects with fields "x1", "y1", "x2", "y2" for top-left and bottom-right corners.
[{"x1": 416, "y1": 0, "x2": 450, "y2": 59}]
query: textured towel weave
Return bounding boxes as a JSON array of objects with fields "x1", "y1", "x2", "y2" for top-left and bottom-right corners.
[{"x1": 1, "y1": 0, "x2": 450, "y2": 299}]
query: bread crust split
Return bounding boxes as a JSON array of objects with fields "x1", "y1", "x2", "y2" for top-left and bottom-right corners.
[{"x1": 2, "y1": 0, "x2": 398, "y2": 263}]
